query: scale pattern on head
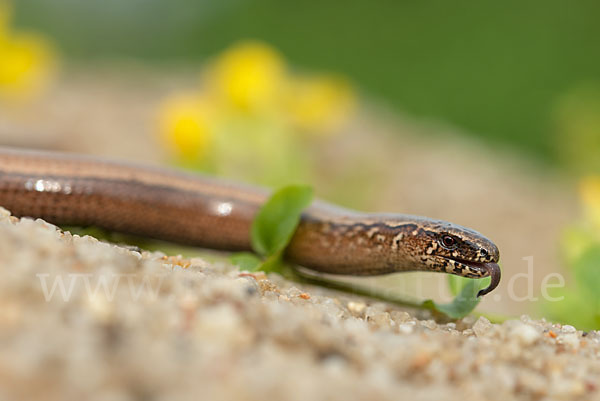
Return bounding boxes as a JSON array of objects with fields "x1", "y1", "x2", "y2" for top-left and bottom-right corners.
[
  {"x1": 288, "y1": 210, "x2": 502, "y2": 296},
  {"x1": 392, "y1": 217, "x2": 499, "y2": 275},
  {"x1": 365, "y1": 216, "x2": 501, "y2": 296},
  {"x1": 424, "y1": 220, "x2": 497, "y2": 263}
]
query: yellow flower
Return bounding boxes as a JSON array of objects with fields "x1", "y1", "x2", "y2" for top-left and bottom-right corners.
[
  {"x1": 158, "y1": 94, "x2": 214, "y2": 161},
  {"x1": 285, "y1": 75, "x2": 356, "y2": 134},
  {"x1": 207, "y1": 40, "x2": 287, "y2": 113},
  {"x1": 580, "y1": 176, "x2": 600, "y2": 230},
  {"x1": 156, "y1": 39, "x2": 358, "y2": 181},
  {"x1": 0, "y1": 2, "x2": 56, "y2": 101}
]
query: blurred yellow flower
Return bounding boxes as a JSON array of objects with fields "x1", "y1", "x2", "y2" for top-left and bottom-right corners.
[
  {"x1": 0, "y1": 1, "x2": 56, "y2": 101},
  {"x1": 285, "y1": 76, "x2": 356, "y2": 134},
  {"x1": 580, "y1": 176, "x2": 600, "y2": 230},
  {"x1": 158, "y1": 94, "x2": 214, "y2": 161},
  {"x1": 207, "y1": 41, "x2": 287, "y2": 113},
  {"x1": 158, "y1": 39, "x2": 358, "y2": 184}
]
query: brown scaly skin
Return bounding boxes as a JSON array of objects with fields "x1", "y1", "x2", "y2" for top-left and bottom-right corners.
[
  {"x1": 287, "y1": 214, "x2": 500, "y2": 297},
  {"x1": 0, "y1": 147, "x2": 501, "y2": 297}
]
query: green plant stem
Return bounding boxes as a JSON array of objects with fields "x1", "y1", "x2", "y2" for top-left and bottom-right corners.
[{"x1": 280, "y1": 265, "x2": 510, "y2": 322}]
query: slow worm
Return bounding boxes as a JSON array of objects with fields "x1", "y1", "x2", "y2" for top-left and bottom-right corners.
[{"x1": 0, "y1": 147, "x2": 501, "y2": 296}]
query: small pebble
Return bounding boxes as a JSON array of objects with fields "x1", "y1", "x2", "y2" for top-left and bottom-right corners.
[
  {"x1": 511, "y1": 323, "x2": 541, "y2": 346},
  {"x1": 560, "y1": 333, "x2": 581, "y2": 349},
  {"x1": 398, "y1": 323, "x2": 415, "y2": 334},
  {"x1": 347, "y1": 301, "x2": 367, "y2": 316},
  {"x1": 472, "y1": 316, "x2": 493, "y2": 337}
]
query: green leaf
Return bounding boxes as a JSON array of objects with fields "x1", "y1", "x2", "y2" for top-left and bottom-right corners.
[
  {"x1": 447, "y1": 274, "x2": 467, "y2": 296},
  {"x1": 230, "y1": 252, "x2": 262, "y2": 271},
  {"x1": 251, "y1": 185, "x2": 314, "y2": 256},
  {"x1": 425, "y1": 277, "x2": 490, "y2": 319},
  {"x1": 258, "y1": 252, "x2": 286, "y2": 274}
]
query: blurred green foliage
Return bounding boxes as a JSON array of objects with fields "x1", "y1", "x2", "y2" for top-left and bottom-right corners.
[
  {"x1": 542, "y1": 236, "x2": 600, "y2": 331},
  {"x1": 11, "y1": 0, "x2": 600, "y2": 165},
  {"x1": 554, "y1": 84, "x2": 600, "y2": 174},
  {"x1": 542, "y1": 177, "x2": 600, "y2": 330}
]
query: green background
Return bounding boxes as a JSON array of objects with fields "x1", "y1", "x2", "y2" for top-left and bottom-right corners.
[{"x1": 13, "y1": 0, "x2": 600, "y2": 164}]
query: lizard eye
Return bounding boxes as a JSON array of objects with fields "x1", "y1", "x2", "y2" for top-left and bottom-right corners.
[{"x1": 439, "y1": 235, "x2": 457, "y2": 250}]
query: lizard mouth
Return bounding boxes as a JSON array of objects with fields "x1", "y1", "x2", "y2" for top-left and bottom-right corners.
[
  {"x1": 443, "y1": 257, "x2": 501, "y2": 297},
  {"x1": 467, "y1": 261, "x2": 501, "y2": 297}
]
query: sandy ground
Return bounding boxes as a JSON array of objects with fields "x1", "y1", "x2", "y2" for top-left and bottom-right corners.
[
  {"x1": 0, "y1": 208, "x2": 598, "y2": 401},
  {"x1": 0, "y1": 65, "x2": 579, "y2": 316}
]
